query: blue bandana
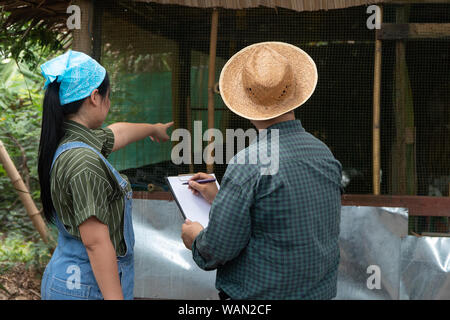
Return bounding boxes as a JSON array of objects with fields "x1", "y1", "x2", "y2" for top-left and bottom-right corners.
[{"x1": 40, "y1": 50, "x2": 106, "y2": 105}]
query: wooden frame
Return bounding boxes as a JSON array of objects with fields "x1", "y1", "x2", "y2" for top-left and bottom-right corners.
[
  {"x1": 390, "y1": 0, "x2": 450, "y2": 3},
  {"x1": 377, "y1": 23, "x2": 450, "y2": 40},
  {"x1": 133, "y1": 191, "x2": 173, "y2": 201},
  {"x1": 342, "y1": 194, "x2": 450, "y2": 217},
  {"x1": 206, "y1": 8, "x2": 219, "y2": 174},
  {"x1": 374, "y1": 3, "x2": 450, "y2": 195},
  {"x1": 133, "y1": 192, "x2": 450, "y2": 217}
]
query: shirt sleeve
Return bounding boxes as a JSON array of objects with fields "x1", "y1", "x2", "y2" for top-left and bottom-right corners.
[
  {"x1": 93, "y1": 126, "x2": 115, "y2": 158},
  {"x1": 191, "y1": 173, "x2": 253, "y2": 270},
  {"x1": 68, "y1": 169, "x2": 113, "y2": 227}
]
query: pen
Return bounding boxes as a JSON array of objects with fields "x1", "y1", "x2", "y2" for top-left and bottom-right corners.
[{"x1": 182, "y1": 178, "x2": 216, "y2": 185}]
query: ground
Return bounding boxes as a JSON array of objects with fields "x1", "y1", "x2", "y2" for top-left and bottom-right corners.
[{"x1": 0, "y1": 264, "x2": 41, "y2": 300}]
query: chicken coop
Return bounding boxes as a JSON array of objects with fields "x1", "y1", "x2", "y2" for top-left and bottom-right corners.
[{"x1": 2, "y1": 0, "x2": 450, "y2": 299}]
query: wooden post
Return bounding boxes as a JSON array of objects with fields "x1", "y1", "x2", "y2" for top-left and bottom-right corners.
[
  {"x1": 186, "y1": 96, "x2": 194, "y2": 173},
  {"x1": 0, "y1": 140, "x2": 50, "y2": 243},
  {"x1": 172, "y1": 45, "x2": 180, "y2": 145},
  {"x1": 206, "y1": 8, "x2": 219, "y2": 174},
  {"x1": 92, "y1": 0, "x2": 104, "y2": 62},
  {"x1": 372, "y1": 6, "x2": 383, "y2": 195},
  {"x1": 72, "y1": 0, "x2": 94, "y2": 56},
  {"x1": 391, "y1": 5, "x2": 417, "y2": 195},
  {"x1": 171, "y1": 40, "x2": 191, "y2": 166},
  {"x1": 179, "y1": 42, "x2": 191, "y2": 133},
  {"x1": 220, "y1": 39, "x2": 236, "y2": 134}
]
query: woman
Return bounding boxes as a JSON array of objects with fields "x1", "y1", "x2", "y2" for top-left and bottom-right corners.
[{"x1": 38, "y1": 50, "x2": 173, "y2": 300}]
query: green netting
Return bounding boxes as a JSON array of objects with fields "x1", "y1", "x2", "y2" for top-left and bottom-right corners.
[
  {"x1": 190, "y1": 50, "x2": 227, "y2": 146},
  {"x1": 97, "y1": 1, "x2": 450, "y2": 198},
  {"x1": 103, "y1": 72, "x2": 173, "y2": 171},
  {"x1": 94, "y1": 1, "x2": 450, "y2": 235}
]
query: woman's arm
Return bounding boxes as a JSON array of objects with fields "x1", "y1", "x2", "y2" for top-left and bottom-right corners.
[
  {"x1": 79, "y1": 216, "x2": 123, "y2": 300},
  {"x1": 107, "y1": 122, "x2": 173, "y2": 152}
]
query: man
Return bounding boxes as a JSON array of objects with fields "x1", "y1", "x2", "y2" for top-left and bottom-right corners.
[{"x1": 181, "y1": 42, "x2": 342, "y2": 300}]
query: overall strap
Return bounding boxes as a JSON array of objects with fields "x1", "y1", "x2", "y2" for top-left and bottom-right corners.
[{"x1": 51, "y1": 141, "x2": 127, "y2": 190}]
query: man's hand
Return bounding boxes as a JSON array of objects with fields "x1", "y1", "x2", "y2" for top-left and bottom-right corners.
[
  {"x1": 187, "y1": 172, "x2": 218, "y2": 204},
  {"x1": 181, "y1": 219, "x2": 204, "y2": 250}
]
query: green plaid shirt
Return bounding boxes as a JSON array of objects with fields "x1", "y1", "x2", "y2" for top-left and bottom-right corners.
[{"x1": 192, "y1": 120, "x2": 342, "y2": 299}]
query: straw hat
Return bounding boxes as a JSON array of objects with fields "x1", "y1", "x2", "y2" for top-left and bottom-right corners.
[{"x1": 219, "y1": 42, "x2": 318, "y2": 121}]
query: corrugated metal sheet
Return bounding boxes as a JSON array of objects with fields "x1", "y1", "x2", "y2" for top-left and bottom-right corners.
[
  {"x1": 135, "y1": 0, "x2": 388, "y2": 11},
  {"x1": 132, "y1": 200, "x2": 450, "y2": 299}
]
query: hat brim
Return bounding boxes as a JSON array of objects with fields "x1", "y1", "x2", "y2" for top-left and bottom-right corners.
[{"x1": 219, "y1": 42, "x2": 318, "y2": 121}]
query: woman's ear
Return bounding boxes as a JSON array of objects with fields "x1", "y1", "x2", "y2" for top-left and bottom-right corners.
[{"x1": 89, "y1": 89, "x2": 100, "y2": 107}]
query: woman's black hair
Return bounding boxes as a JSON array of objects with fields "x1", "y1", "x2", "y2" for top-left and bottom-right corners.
[{"x1": 38, "y1": 72, "x2": 110, "y2": 224}]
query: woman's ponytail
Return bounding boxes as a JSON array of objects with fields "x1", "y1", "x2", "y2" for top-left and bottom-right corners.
[
  {"x1": 38, "y1": 81, "x2": 65, "y2": 224},
  {"x1": 38, "y1": 81, "x2": 85, "y2": 224}
]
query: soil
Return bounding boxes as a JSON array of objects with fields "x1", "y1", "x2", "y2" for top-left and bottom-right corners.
[{"x1": 0, "y1": 264, "x2": 42, "y2": 300}]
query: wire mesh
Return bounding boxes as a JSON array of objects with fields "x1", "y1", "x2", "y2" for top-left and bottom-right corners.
[
  {"x1": 381, "y1": 4, "x2": 450, "y2": 235},
  {"x1": 96, "y1": 1, "x2": 450, "y2": 235}
]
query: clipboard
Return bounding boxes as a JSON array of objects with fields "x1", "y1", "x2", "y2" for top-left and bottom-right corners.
[{"x1": 165, "y1": 174, "x2": 219, "y2": 227}]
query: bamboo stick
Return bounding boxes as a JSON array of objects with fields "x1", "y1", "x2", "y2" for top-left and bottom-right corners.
[
  {"x1": 171, "y1": 44, "x2": 181, "y2": 152},
  {"x1": 186, "y1": 95, "x2": 194, "y2": 173},
  {"x1": 206, "y1": 8, "x2": 219, "y2": 174},
  {"x1": 0, "y1": 140, "x2": 49, "y2": 243},
  {"x1": 372, "y1": 5, "x2": 383, "y2": 195}
]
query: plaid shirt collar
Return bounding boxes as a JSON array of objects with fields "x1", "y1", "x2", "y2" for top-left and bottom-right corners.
[{"x1": 258, "y1": 119, "x2": 305, "y2": 138}]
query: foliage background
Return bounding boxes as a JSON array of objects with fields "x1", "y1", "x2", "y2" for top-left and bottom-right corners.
[{"x1": 0, "y1": 9, "x2": 64, "y2": 279}]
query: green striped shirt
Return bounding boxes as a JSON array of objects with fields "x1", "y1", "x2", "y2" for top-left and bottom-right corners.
[{"x1": 50, "y1": 120, "x2": 128, "y2": 256}]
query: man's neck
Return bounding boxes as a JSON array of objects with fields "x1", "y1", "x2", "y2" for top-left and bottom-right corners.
[{"x1": 250, "y1": 112, "x2": 295, "y2": 130}]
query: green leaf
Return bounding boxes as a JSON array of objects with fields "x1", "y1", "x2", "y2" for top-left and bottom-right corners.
[{"x1": 0, "y1": 60, "x2": 17, "y2": 85}]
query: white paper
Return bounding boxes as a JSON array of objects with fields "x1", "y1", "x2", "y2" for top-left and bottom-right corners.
[{"x1": 166, "y1": 174, "x2": 219, "y2": 228}]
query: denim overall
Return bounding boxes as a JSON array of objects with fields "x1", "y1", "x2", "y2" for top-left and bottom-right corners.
[{"x1": 41, "y1": 142, "x2": 135, "y2": 300}]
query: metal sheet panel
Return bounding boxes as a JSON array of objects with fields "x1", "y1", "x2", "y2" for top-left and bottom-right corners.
[
  {"x1": 400, "y1": 236, "x2": 450, "y2": 300},
  {"x1": 335, "y1": 206, "x2": 408, "y2": 300},
  {"x1": 132, "y1": 199, "x2": 218, "y2": 299},
  {"x1": 132, "y1": 200, "x2": 449, "y2": 300}
]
